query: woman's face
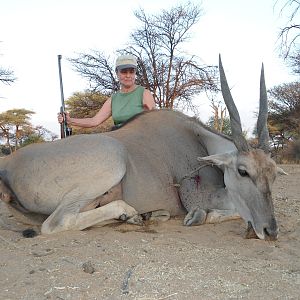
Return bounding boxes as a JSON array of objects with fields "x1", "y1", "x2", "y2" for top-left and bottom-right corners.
[{"x1": 117, "y1": 68, "x2": 136, "y2": 88}]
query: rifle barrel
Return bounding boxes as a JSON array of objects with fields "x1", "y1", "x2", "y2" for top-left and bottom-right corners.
[
  {"x1": 58, "y1": 55, "x2": 67, "y2": 138},
  {"x1": 58, "y1": 55, "x2": 65, "y2": 110}
]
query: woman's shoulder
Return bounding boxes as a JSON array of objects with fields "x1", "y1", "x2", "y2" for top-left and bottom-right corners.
[
  {"x1": 133, "y1": 85, "x2": 145, "y2": 97},
  {"x1": 136, "y1": 85, "x2": 145, "y2": 92},
  {"x1": 142, "y1": 87, "x2": 153, "y2": 97}
]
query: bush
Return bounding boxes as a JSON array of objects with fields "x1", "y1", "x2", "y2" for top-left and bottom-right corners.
[
  {"x1": 272, "y1": 139, "x2": 300, "y2": 164},
  {"x1": 285, "y1": 139, "x2": 300, "y2": 163},
  {"x1": 0, "y1": 145, "x2": 12, "y2": 156}
]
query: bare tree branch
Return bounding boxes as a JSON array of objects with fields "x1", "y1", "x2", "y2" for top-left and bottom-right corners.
[
  {"x1": 70, "y1": 3, "x2": 218, "y2": 112},
  {"x1": 276, "y1": 0, "x2": 300, "y2": 58},
  {"x1": 0, "y1": 68, "x2": 16, "y2": 85},
  {"x1": 68, "y1": 51, "x2": 119, "y2": 94}
]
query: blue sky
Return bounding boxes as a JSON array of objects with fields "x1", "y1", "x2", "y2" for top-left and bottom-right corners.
[{"x1": 0, "y1": 0, "x2": 296, "y2": 136}]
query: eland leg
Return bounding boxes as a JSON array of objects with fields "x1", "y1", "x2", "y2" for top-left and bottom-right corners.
[
  {"x1": 41, "y1": 200, "x2": 139, "y2": 234},
  {"x1": 140, "y1": 210, "x2": 171, "y2": 223},
  {"x1": 184, "y1": 208, "x2": 240, "y2": 226},
  {"x1": 205, "y1": 209, "x2": 240, "y2": 223},
  {"x1": 180, "y1": 181, "x2": 240, "y2": 226},
  {"x1": 125, "y1": 210, "x2": 171, "y2": 225}
]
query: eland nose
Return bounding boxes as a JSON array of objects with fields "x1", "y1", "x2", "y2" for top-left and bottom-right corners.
[{"x1": 263, "y1": 218, "x2": 278, "y2": 241}]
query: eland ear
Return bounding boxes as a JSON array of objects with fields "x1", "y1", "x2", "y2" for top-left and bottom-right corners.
[
  {"x1": 277, "y1": 167, "x2": 288, "y2": 175},
  {"x1": 197, "y1": 152, "x2": 235, "y2": 166}
]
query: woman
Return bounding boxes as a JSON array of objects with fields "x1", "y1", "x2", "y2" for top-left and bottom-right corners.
[{"x1": 58, "y1": 55, "x2": 155, "y2": 129}]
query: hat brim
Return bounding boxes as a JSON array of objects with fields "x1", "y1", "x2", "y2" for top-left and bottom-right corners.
[{"x1": 116, "y1": 64, "x2": 137, "y2": 70}]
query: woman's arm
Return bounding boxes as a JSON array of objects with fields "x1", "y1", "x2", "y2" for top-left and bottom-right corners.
[
  {"x1": 142, "y1": 89, "x2": 156, "y2": 110},
  {"x1": 61, "y1": 97, "x2": 112, "y2": 128}
]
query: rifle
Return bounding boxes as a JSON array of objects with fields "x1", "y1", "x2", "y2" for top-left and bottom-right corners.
[{"x1": 57, "y1": 54, "x2": 72, "y2": 138}]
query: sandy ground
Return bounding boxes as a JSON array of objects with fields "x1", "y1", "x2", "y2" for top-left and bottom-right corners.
[{"x1": 0, "y1": 164, "x2": 299, "y2": 300}]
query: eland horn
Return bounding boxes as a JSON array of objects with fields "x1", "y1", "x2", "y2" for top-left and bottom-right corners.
[
  {"x1": 219, "y1": 54, "x2": 250, "y2": 152},
  {"x1": 257, "y1": 63, "x2": 270, "y2": 153}
]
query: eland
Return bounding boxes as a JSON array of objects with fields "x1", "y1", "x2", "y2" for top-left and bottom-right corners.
[{"x1": 0, "y1": 56, "x2": 285, "y2": 240}]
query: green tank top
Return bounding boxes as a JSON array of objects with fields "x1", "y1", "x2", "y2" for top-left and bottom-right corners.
[{"x1": 111, "y1": 85, "x2": 144, "y2": 125}]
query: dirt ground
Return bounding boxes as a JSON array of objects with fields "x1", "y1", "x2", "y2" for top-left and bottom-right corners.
[{"x1": 0, "y1": 164, "x2": 299, "y2": 300}]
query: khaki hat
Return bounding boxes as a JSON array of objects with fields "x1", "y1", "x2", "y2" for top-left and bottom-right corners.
[{"x1": 115, "y1": 55, "x2": 137, "y2": 70}]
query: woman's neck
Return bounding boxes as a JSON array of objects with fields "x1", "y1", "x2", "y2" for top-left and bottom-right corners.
[{"x1": 120, "y1": 84, "x2": 136, "y2": 93}]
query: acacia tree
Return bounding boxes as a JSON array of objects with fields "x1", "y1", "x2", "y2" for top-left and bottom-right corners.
[
  {"x1": 20, "y1": 126, "x2": 58, "y2": 147},
  {"x1": 0, "y1": 109, "x2": 34, "y2": 151},
  {"x1": 0, "y1": 109, "x2": 57, "y2": 153},
  {"x1": 66, "y1": 91, "x2": 113, "y2": 133},
  {"x1": 0, "y1": 113, "x2": 13, "y2": 152},
  {"x1": 268, "y1": 81, "x2": 300, "y2": 159},
  {"x1": 69, "y1": 3, "x2": 217, "y2": 112}
]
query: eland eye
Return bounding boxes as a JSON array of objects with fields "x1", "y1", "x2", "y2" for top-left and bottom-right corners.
[{"x1": 238, "y1": 169, "x2": 249, "y2": 177}]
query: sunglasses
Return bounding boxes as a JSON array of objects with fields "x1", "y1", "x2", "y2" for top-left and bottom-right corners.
[{"x1": 119, "y1": 68, "x2": 136, "y2": 74}]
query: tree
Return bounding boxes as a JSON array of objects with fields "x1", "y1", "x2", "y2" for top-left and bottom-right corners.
[
  {"x1": 208, "y1": 101, "x2": 227, "y2": 133},
  {"x1": 20, "y1": 134, "x2": 44, "y2": 147},
  {"x1": 285, "y1": 138, "x2": 300, "y2": 162},
  {"x1": 0, "y1": 113, "x2": 13, "y2": 152},
  {"x1": 273, "y1": 1, "x2": 300, "y2": 162},
  {"x1": 127, "y1": 3, "x2": 218, "y2": 111},
  {"x1": 268, "y1": 82, "x2": 300, "y2": 137},
  {"x1": 0, "y1": 109, "x2": 34, "y2": 151},
  {"x1": 69, "y1": 3, "x2": 217, "y2": 112},
  {"x1": 277, "y1": 0, "x2": 300, "y2": 59},
  {"x1": 204, "y1": 93, "x2": 234, "y2": 136},
  {"x1": 33, "y1": 125, "x2": 58, "y2": 142},
  {"x1": 206, "y1": 115, "x2": 232, "y2": 136},
  {"x1": 0, "y1": 67, "x2": 16, "y2": 85},
  {"x1": 0, "y1": 43, "x2": 16, "y2": 85},
  {"x1": 0, "y1": 109, "x2": 57, "y2": 154},
  {"x1": 267, "y1": 82, "x2": 300, "y2": 159},
  {"x1": 20, "y1": 126, "x2": 58, "y2": 147},
  {"x1": 66, "y1": 91, "x2": 113, "y2": 133},
  {"x1": 69, "y1": 52, "x2": 119, "y2": 95},
  {"x1": 275, "y1": 1, "x2": 300, "y2": 82}
]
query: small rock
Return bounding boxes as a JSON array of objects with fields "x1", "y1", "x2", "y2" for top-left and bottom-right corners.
[
  {"x1": 82, "y1": 261, "x2": 95, "y2": 274},
  {"x1": 22, "y1": 228, "x2": 37, "y2": 238}
]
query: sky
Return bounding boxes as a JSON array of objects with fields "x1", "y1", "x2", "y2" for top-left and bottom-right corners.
[{"x1": 0, "y1": 0, "x2": 297, "y2": 137}]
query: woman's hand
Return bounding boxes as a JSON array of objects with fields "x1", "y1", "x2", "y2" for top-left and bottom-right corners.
[{"x1": 57, "y1": 112, "x2": 70, "y2": 124}]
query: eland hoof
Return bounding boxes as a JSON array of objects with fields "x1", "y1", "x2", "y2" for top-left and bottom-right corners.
[
  {"x1": 126, "y1": 214, "x2": 144, "y2": 225},
  {"x1": 184, "y1": 207, "x2": 207, "y2": 226}
]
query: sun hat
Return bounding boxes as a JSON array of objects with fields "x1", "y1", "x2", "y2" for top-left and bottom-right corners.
[{"x1": 115, "y1": 55, "x2": 137, "y2": 70}]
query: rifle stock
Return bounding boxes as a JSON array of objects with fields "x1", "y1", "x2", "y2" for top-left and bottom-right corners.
[{"x1": 58, "y1": 55, "x2": 72, "y2": 139}]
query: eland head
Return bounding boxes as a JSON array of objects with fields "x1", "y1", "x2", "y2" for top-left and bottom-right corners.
[{"x1": 199, "y1": 55, "x2": 286, "y2": 241}]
